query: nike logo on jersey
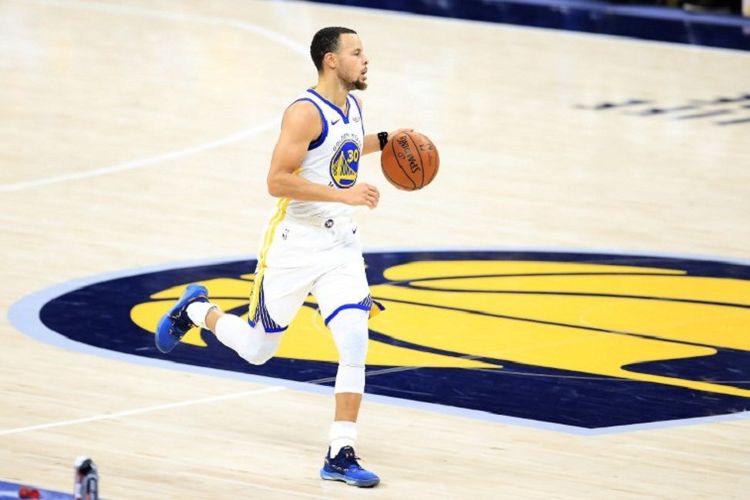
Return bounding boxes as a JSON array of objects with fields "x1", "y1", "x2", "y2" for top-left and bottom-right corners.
[{"x1": 331, "y1": 119, "x2": 340, "y2": 125}]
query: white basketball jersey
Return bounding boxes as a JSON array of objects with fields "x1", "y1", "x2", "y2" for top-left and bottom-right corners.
[{"x1": 286, "y1": 88, "x2": 365, "y2": 220}]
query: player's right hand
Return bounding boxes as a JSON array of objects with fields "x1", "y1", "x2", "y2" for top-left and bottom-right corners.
[{"x1": 342, "y1": 183, "x2": 380, "y2": 209}]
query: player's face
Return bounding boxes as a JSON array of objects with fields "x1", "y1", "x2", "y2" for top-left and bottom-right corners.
[{"x1": 335, "y1": 34, "x2": 368, "y2": 91}]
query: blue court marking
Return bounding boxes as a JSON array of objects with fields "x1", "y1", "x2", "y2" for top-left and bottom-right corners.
[
  {"x1": 8, "y1": 251, "x2": 585, "y2": 435},
  {"x1": 7, "y1": 248, "x2": 750, "y2": 435}
]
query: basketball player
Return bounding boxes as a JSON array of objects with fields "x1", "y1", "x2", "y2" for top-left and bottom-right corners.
[{"x1": 156, "y1": 27, "x2": 408, "y2": 488}]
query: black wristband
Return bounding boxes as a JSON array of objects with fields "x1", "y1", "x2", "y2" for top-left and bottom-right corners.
[{"x1": 377, "y1": 131, "x2": 389, "y2": 151}]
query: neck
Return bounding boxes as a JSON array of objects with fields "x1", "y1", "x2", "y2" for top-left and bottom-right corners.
[{"x1": 313, "y1": 74, "x2": 350, "y2": 109}]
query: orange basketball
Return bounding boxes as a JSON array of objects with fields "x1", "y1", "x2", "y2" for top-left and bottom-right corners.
[{"x1": 380, "y1": 131, "x2": 439, "y2": 191}]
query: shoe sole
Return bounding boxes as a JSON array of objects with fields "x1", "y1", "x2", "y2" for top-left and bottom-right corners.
[{"x1": 320, "y1": 470, "x2": 379, "y2": 488}]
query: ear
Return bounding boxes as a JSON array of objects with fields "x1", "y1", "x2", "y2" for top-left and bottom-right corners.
[{"x1": 323, "y1": 52, "x2": 337, "y2": 70}]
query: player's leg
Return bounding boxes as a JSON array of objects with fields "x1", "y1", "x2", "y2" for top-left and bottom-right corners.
[
  {"x1": 201, "y1": 269, "x2": 311, "y2": 364},
  {"x1": 319, "y1": 307, "x2": 380, "y2": 487},
  {"x1": 154, "y1": 283, "x2": 277, "y2": 365},
  {"x1": 186, "y1": 300, "x2": 279, "y2": 365},
  {"x1": 156, "y1": 216, "x2": 315, "y2": 363},
  {"x1": 313, "y1": 246, "x2": 381, "y2": 487},
  {"x1": 155, "y1": 269, "x2": 310, "y2": 365},
  {"x1": 328, "y1": 307, "x2": 368, "y2": 441}
]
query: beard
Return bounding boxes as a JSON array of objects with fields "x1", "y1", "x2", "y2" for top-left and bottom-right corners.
[
  {"x1": 339, "y1": 68, "x2": 368, "y2": 91},
  {"x1": 353, "y1": 79, "x2": 368, "y2": 91}
]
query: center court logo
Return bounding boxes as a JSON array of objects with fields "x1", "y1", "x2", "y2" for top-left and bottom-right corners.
[{"x1": 18, "y1": 250, "x2": 750, "y2": 433}]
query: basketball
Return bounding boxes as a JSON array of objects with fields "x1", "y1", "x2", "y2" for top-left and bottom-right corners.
[{"x1": 380, "y1": 131, "x2": 439, "y2": 191}]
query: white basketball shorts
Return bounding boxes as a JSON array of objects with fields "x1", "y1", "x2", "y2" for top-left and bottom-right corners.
[{"x1": 247, "y1": 213, "x2": 378, "y2": 333}]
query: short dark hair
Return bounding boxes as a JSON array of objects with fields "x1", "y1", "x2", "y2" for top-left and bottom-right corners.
[{"x1": 310, "y1": 27, "x2": 357, "y2": 72}]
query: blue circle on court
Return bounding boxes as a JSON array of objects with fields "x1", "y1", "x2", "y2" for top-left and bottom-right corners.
[{"x1": 17, "y1": 250, "x2": 750, "y2": 433}]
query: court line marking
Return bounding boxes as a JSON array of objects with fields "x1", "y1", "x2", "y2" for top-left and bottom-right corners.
[
  {"x1": 0, "y1": 0, "x2": 308, "y2": 192},
  {"x1": 0, "y1": 364, "x2": 457, "y2": 437},
  {"x1": 7, "y1": 247, "x2": 750, "y2": 437},
  {"x1": 0, "y1": 122, "x2": 280, "y2": 192},
  {"x1": 0, "y1": 386, "x2": 285, "y2": 437}
]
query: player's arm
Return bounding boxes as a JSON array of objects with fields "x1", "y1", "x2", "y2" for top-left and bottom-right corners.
[
  {"x1": 362, "y1": 133, "x2": 384, "y2": 156},
  {"x1": 354, "y1": 95, "x2": 412, "y2": 155},
  {"x1": 267, "y1": 101, "x2": 380, "y2": 208}
]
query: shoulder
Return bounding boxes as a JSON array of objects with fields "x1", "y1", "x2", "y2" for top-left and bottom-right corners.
[
  {"x1": 281, "y1": 99, "x2": 323, "y2": 140},
  {"x1": 285, "y1": 98, "x2": 322, "y2": 122}
]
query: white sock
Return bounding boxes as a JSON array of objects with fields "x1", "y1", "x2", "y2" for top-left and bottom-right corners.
[
  {"x1": 186, "y1": 301, "x2": 217, "y2": 329},
  {"x1": 329, "y1": 421, "x2": 357, "y2": 458}
]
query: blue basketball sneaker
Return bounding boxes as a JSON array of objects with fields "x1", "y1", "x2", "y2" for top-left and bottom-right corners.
[
  {"x1": 155, "y1": 284, "x2": 208, "y2": 353},
  {"x1": 320, "y1": 446, "x2": 380, "y2": 488}
]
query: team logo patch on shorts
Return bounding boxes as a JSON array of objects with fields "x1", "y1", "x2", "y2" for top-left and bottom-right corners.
[
  {"x1": 329, "y1": 140, "x2": 360, "y2": 188},
  {"x1": 12, "y1": 250, "x2": 750, "y2": 433}
]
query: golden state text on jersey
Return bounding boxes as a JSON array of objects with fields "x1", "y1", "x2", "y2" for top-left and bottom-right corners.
[{"x1": 329, "y1": 134, "x2": 361, "y2": 188}]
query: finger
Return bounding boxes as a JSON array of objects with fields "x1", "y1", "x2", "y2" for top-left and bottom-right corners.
[{"x1": 361, "y1": 194, "x2": 372, "y2": 208}]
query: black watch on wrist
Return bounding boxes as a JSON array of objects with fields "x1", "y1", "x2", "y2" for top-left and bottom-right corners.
[{"x1": 377, "y1": 131, "x2": 389, "y2": 151}]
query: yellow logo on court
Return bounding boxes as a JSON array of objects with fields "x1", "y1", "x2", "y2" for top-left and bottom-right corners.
[{"x1": 131, "y1": 259, "x2": 750, "y2": 399}]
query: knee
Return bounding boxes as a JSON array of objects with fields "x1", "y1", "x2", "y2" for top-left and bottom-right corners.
[
  {"x1": 239, "y1": 334, "x2": 280, "y2": 365},
  {"x1": 329, "y1": 309, "x2": 369, "y2": 367},
  {"x1": 329, "y1": 309, "x2": 369, "y2": 393},
  {"x1": 240, "y1": 349, "x2": 273, "y2": 366}
]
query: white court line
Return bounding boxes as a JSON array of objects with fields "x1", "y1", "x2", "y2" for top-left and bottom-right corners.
[
  {"x1": 0, "y1": 363, "x2": 483, "y2": 438},
  {"x1": 30, "y1": 0, "x2": 309, "y2": 57},
  {"x1": 0, "y1": 121, "x2": 279, "y2": 192},
  {"x1": 0, "y1": 0, "x2": 308, "y2": 192},
  {"x1": 0, "y1": 386, "x2": 284, "y2": 437},
  {"x1": 0, "y1": 366, "x2": 440, "y2": 437}
]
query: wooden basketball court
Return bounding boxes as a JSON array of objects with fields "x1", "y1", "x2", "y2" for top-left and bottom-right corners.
[{"x1": 1, "y1": 0, "x2": 749, "y2": 497}]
